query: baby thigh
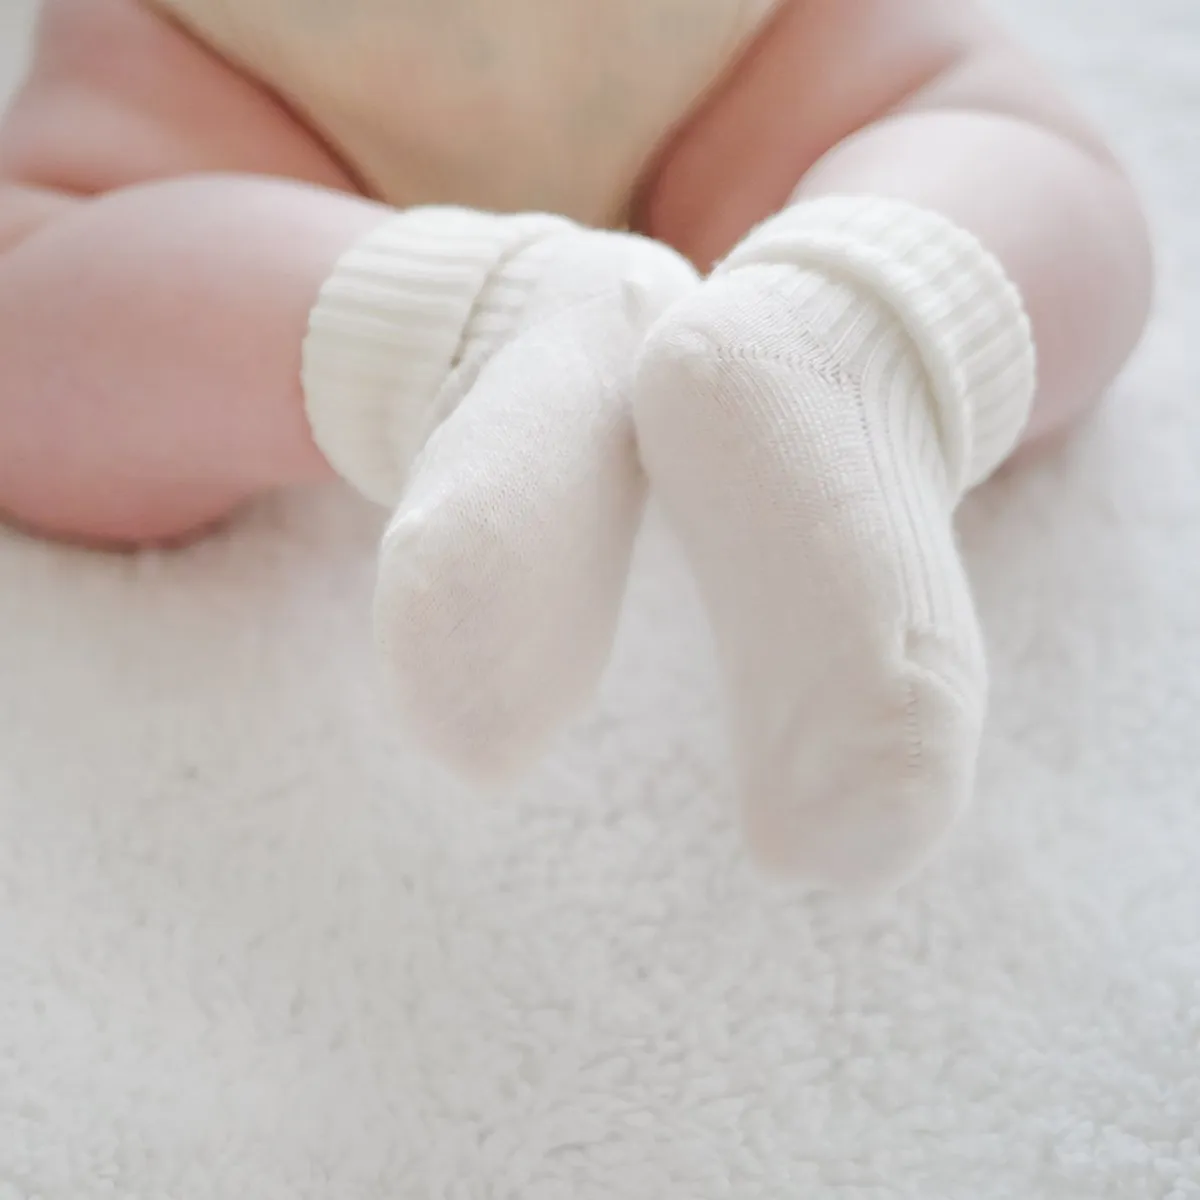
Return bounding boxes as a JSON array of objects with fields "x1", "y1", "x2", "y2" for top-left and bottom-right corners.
[
  {"x1": 0, "y1": 0, "x2": 389, "y2": 546},
  {"x1": 638, "y1": 0, "x2": 1154, "y2": 445}
]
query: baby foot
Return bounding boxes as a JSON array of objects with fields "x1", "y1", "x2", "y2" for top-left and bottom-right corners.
[
  {"x1": 304, "y1": 209, "x2": 699, "y2": 779},
  {"x1": 633, "y1": 197, "x2": 1035, "y2": 889}
]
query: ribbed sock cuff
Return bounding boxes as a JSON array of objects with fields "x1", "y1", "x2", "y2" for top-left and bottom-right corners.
[
  {"x1": 719, "y1": 195, "x2": 1037, "y2": 494},
  {"x1": 301, "y1": 207, "x2": 572, "y2": 506}
]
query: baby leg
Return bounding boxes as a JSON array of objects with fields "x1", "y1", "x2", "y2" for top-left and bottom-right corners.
[
  {"x1": 634, "y1": 0, "x2": 1153, "y2": 887},
  {"x1": 0, "y1": 179, "x2": 399, "y2": 546},
  {"x1": 3, "y1": 0, "x2": 699, "y2": 774},
  {"x1": 0, "y1": 0, "x2": 387, "y2": 545},
  {"x1": 638, "y1": 0, "x2": 1153, "y2": 442}
]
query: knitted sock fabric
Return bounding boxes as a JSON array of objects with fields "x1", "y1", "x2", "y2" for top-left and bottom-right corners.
[
  {"x1": 302, "y1": 207, "x2": 699, "y2": 778},
  {"x1": 633, "y1": 196, "x2": 1036, "y2": 890}
]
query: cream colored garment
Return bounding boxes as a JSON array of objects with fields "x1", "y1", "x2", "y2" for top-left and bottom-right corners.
[{"x1": 153, "y1": 0, "x2": 781, "y2": 224}]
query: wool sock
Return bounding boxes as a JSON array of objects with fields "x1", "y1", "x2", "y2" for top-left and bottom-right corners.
[
  {"x1": 303, "y1": 207, "x2": 699, "y2": 778},
  {"x1": 633, "y1": 196, "x2": 1036, "y2": 889}
]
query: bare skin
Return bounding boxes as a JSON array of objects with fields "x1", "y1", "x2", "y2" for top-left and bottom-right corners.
[{"x1": 0, "y1": 0, "x2": 1153, "y2": 546}]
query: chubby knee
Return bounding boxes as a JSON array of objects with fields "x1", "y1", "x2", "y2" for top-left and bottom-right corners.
[{"x1": 0, "y1": 186, "x2": 246, "y2": 550}]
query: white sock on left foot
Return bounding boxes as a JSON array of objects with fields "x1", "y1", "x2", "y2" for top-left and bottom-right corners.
[{"x1": 634, "y1": 197, "x2": 1036, "y2": 889}]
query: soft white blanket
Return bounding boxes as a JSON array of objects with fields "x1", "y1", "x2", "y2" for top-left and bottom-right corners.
[{"x1": 1, "y1": 1, "x2": 1197, "y2": 1195}]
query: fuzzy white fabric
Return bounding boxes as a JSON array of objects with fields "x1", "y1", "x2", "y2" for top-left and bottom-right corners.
[{"x1": 1, "y1": 0, "x2": 1198, "y2": 1195}]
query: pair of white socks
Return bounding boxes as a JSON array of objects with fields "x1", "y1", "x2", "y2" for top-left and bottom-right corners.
[{"x1": 302, "y1": 196, "x2": 1035, "y2": 890}]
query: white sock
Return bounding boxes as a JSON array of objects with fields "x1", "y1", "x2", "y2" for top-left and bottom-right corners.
[
  {"x1": 633, "y1": 196, "x2": 1036, "y2": 890},
  {"x1": 302, "y1": 207, "x2": 699, "y2": 778}
]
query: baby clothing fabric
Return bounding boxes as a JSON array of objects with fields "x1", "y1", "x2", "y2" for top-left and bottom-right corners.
[{"x1": 151, "y1": 0, "x2": 783, "y2": 224}]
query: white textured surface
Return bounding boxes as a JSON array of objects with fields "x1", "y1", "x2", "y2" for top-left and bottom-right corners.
[{"x1": 1, "y1": 1, "x2": 1198, "y2": 1195}]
